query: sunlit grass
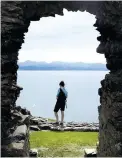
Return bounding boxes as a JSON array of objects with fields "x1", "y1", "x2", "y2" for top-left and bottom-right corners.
[{"x1": 30, "y1": 131, "x2": 98, "y2": 157}]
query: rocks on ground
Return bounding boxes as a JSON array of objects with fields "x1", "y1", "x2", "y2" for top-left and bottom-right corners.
[
  {"x1": 3, "y1": 106, "x2": 31, "y2": 157},
  {"x1": 29, "y1": 148, "x2": 38, "y2": 157},
  {"x1": 30, "y1": 116, "x2": 99, "y2": 132},
  {"x1": 84, "y1": 148, "x2": 97, "y2": 157}
]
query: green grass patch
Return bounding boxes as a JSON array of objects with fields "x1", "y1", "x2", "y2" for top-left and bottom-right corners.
[
  {"x1": 47, "y1": 118, "x2": 56, "y2": 122},
  {"x1": 30, "y1": 131, "x2": 98, "y2": 157}
]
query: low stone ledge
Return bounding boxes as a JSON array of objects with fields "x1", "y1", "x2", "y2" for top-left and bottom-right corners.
[
  {"x1": 11, "y1": 125, "x2": 28, "y2": 141},
  {"x1": 19, "y1": 114, "x2": 30, "y2": 126},
  {"x1": 4, "y1": 141, "x2": 29, "y2": 157},
  {"x1": 2, "y1": 125, "x2": 30, "y2": 157},
  {"x1": 84, "y1": 148, "x2": 97, "y2": 157},
  {"x1": 30, "y1": 116, "x2": 99, "y2": 132},
  {"x1": 73, "y1": 127, "x2": 99, "y2": 132},
  {"x1": 50, "y1": 126, "x2": 62, "y2": 131},
  {"x1": 29, "y1": 148, "x2": 38, "y2": 157},
  {"x1": 30, "y1": 123, "x2": 99, "y2": 132},
  {"x1": 30, "y1": 125, "x2": 40, "y2": 131},
  {"x1": 64, "y1": 127, "x2": 75, "y2": 131},
  {"x1": 38, "y1": 124, "x2": 52, "y2": 130}
]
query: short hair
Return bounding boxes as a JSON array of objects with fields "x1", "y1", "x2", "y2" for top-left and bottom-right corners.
[{"x1": 59, "y1": 81, "x2": 65, "y2": 87}]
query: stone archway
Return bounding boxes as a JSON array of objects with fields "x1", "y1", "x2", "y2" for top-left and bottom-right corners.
[{"x1": 1, "y1": 1, "x2": 122, "y2": 157}]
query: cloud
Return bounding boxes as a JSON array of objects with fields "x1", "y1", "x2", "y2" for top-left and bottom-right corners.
[{"x1": 19, "y1": 9, "x2": 105, "y2": 63}]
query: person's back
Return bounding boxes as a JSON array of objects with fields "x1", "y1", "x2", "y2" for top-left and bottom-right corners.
[
  {"x1": 57, "y1": 88, "x2": 67, "y2": 103},
  {"x1": 54, "y1": 81, "x2": 68, "y2": 126}
]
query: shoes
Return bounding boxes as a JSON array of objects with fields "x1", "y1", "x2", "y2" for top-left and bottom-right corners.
[
  {"x1": 60, "y1": 122, "x2": 64, "y2": 126},
  {"x1": 53, "y1": 122, "x2": 59, "y2": 126},
  {"x1": 53, "y1": 122, "x2": 64, "y2": 127}
]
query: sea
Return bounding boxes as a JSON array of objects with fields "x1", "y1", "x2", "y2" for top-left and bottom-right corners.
[{"x1": 16, "y1": 70, "x2": 108, "y2": 123}]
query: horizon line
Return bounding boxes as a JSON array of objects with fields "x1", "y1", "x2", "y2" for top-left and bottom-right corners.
[{"x1": 18, "y1": 60, "x2": 106, "y2": 64}]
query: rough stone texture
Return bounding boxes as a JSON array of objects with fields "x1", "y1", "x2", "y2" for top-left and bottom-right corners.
[
  {"x1": 1, "y1": 122, "x2": 30, "y2": 157},
  {"x1": 1, "y1": 105, "x2": 31, "y2": 156},
  {"x1": 84, "y1": 148, "x2": 97, "y2": 157},
  {"x1": 1, "y1": 1, "x2": 122, "y2": 157},
  {"x1": 3, "y1": 125, "x2": 30, "y2": 157},
  {"x1": 98, "y1": 71, "x2": 122, "y2": 156},
  {"x1": 30, "y1": 125, "x2": 40, "y2": 131},
  {"x1": 95, "y1": 2, "x2": 122, "y2": 156},
  {"x1": 2, "y1": 140, "x2": 30, "y2": 157},
  {"x1": 29, "y1": 148, "x2": 38, "y2": 157},
  {"x1": 30, "y1": 116, "x2": 99, "y2": 132}
]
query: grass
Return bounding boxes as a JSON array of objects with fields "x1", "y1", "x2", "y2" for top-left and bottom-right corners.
[
  {"x1": 47, "y1": 118, "x2": 56, "y2": 122},
  {"x1": 30, "y1": 131, "x2": 98, "y2": 157}
]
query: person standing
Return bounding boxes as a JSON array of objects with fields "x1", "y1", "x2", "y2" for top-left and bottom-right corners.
[{"x1": 54, "y1": 81, "x2": 68, "y2": 126}]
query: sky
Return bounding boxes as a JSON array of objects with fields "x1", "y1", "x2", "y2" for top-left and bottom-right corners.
[{"x1": 18, "y1": 9, "x2": 106, "y2": 64}]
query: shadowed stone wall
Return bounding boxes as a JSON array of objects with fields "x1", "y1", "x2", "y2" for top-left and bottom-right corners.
[
  {"x1": 1, "y1": 1, "x2": 122, "y2": 157},
  {"x1": 96, "y1": 2, "x2": 122, "y2": 156}
]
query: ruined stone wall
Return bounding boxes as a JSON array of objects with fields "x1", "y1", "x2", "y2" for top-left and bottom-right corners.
[
  {"x1": 1, "y1": 1, "x2": 122, "y2": 157},
  {"x1": 96, "y1": 2, "x2": 122, "y2": 156},
  {"x1": 1, "y1": 1, "x2": 30, "y2": 156},
  {"x1": 1, "y1": 2, "x2": 101, "y2": 156}
]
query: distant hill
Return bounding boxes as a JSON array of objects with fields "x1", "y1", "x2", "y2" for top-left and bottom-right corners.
[{"x1": 18, "y1": 61, "x2": 107, "y2": 71}]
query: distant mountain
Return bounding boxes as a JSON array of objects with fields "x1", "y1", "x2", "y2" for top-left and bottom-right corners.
[{"x1": 18, "y1": 61, "x2": 107, "y2": 71}]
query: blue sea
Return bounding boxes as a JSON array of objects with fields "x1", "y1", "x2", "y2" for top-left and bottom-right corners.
[{"x1": 17, "y1": 70, "x2": 108, "y2": 123}]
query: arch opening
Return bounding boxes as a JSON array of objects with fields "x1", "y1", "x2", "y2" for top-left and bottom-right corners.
[
  {"x1": 1, "y1": 1, "x2": 122, "y2": 157},
  {"x1": 17, "y1": 10, "x2": 107, "y2": 124}
]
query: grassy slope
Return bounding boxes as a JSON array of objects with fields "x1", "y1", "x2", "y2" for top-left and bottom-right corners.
[{"x1": 30, "y1": 131, "x2": 98, "y2": 157}]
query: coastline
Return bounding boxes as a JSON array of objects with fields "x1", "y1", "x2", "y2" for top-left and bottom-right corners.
[{"x1": 18, "y1": 69, "x2": 108, "y2": 71}]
